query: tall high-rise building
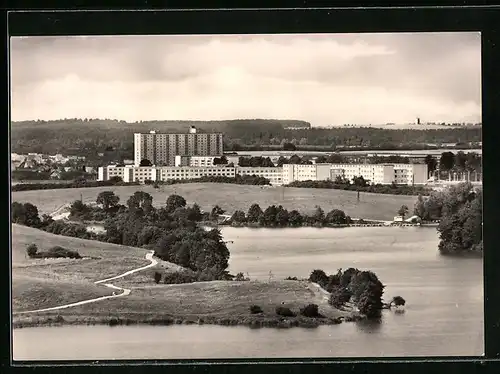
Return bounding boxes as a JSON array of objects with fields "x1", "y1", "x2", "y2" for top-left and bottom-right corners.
[{"x1": 134, "y1": 127, "x2": 223, "y2": 166}]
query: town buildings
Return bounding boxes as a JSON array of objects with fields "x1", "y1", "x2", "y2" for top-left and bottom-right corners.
[{"x1": 133, "y1": 126, "x2": 223, "y2": 167}]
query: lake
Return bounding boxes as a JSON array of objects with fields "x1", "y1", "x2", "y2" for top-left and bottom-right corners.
[{"x1": 13, "y1": 226, "x2": 483, "y2": 360}]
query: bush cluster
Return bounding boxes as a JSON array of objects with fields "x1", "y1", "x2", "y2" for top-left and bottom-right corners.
[{"x1": 26, "y1": 244, "x2": 81, "y2": 259}]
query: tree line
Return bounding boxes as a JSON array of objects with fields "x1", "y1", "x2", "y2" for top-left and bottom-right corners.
[
  {"x1": 11, "y1": 191, "x2": 232, "y2": 280},
  {"x1": 286, "y1": 179, "x2": 432, "y2": 196},
  {"x1": 229, "y1": 204, "x2": 350, "y2": 227}
]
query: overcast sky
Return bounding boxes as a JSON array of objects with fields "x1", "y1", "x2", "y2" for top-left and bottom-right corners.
[{"x1": 10, "y1": 33, "x2": 481, "y2": 126}]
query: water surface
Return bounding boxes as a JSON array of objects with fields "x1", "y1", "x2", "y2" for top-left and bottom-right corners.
[{"x1": 13, "y1": 226, "x2": 483, "y2": 360}]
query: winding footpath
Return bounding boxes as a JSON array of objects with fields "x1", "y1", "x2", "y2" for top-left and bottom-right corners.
[{"x1": 15, "y1": 251, "x2": 158, "y2": 314}]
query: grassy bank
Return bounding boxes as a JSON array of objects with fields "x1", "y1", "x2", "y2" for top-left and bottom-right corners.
[
  {"x1": 13, "y1": 280, "x2": 360, "y2": 329},
  {"x1": 12, "y1": 183, "x2": 418, "y2": 221},
  {"x1": 12, "y1": 224, "x2": 149, "y2": 313},
  {"x1": 12, "y1": 225, "x2": 358, "y2": 328}
]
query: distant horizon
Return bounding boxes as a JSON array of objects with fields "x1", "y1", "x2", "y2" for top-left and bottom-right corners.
[
  {"x1": 10, "y1": 117, "x2": 482, "y2": 127},
  {"x1": 10, "y1": 33, "x2": 481, "y2": 125}
]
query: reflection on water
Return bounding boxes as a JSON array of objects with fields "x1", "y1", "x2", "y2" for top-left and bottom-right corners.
[{"x1": 13, "y1": 227, "x2": 484, "y2": 360}]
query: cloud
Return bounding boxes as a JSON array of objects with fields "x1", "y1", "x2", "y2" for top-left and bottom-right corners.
[{"x1": 10, "y1": 33, "x2": 481, "y2": 125}]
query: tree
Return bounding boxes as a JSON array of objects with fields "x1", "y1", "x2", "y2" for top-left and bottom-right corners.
[
  {"x1": 309, "y1": 269, "x2": 329, "y2": 287},
  {"x1": 96, "y1": 191, "x2": 120, "y2": 211},
  {"x1": 247, "y1": 203, "x2": 263, "y2": 222},
  {"x1": 352, "y1": 175, "x2": 368, "y2": 187},
  {"x1": 413, "y1": 195, "x2": 426, "y2": 220},
  {"x1": 312, "y1": 205, "x2": 325, "y2": 224},
  {"x1": 26, "y1": 244, "x2": 38, "y2": 257},
  {"x1": 288, "y1": 154, "x2": 302, "y2": 164},
  {"x1": 288, "y1": 210, "x2": 303, "y2": 227},
  {"x1": 260, "y1": 205, "x2": 279, "y2": 226},
  {"x1": 186, "y1": 203, "x2": 203, "y2": 222},
  {"x1": 139, "y1": 159, "x2": 153, "y2": 166},
  {"x1": 424, "y1": 155, "x2": 438, "y2": 175},
  {"x1": 454, "y1": 151, "x2": 467, "y2": 171},
  {"x1": 390, "y1": 296, "x2": 406, "y2": 307},
  {"x1": 210, "y1": 205, "x2": 225, "y2": 221},
  {"x1": 154, "y1": 271, "x2": 162, "y2": 284},
  {"x1": 283, "y1": 142, "x2": 296, "y2": 151},
  {"x1": 12, "y1": 202, "x2": 41, "y2": 227},
  {"x1": 127, "y1": 191, "x2": 153, "y2": 215},
  {"x1": 213, "y1": 156, "x2": 228, "y2": 165},
  {"x1": 275, "y1": 206, "x2": 290, "y2": 226},
  {"x1": 439, "y1": 152, "x2": 455, "y2": 171},
  {"x1": 11, "y1": 202, "x2": 26, "y2": 224},
  {"x1": 438, "y1": 189, "x2": 482, "y2": 254},
  {"x1": 398, "y1": 205, "x2": 409, "y2": 219},
  {"x1": 326, "y1": 209, "x2": 347, "y2": 224},
  {"x1": 231, "y1": 210, "x2": 247, "y2": 223},
  {"x1": 166, "y1": 194, "x2": 187, "y2": 213},
  {"x1": 315, "y1": 155, "x2": 328, "y2": 164}
]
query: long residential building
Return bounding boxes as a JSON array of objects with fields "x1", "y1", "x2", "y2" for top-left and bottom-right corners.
[
  {"x1": 282, "y1": 164, "x2": 332, "y2": 185},
  {"x1": 236, "y1": 167, "x2": 284, "y2": 185},
  {"x1": 328, "y1": 163, "x2": 428, "y2": 185},
  {"x1": 98, "y1": 162, "x2": 428, "y2": 185},
  {"x1": 134, "y1": 126, "x2": 223, "y2": 167},
  {"x1": 98, "y1": 165, "x2": 235, "y2": 184}
]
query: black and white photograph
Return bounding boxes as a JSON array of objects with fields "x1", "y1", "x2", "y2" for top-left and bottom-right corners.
[{"x1": 10, "y1": 32, "x2": 483, "y2": 361}]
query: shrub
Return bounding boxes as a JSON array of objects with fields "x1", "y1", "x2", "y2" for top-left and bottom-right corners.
[
  {"x1": 329, "y1": 286, "x2": 352, "y2": 308},
  {"x1": 26, "y1": 244, "x2": 38, "y2": 258},
  {"x1": 47, "y1": 246, "x2": 81, "y2": 259},
  {"x1": 163, "y1": 271, "x2": 199, "y2": 284},
  {"x1": 299, "y1": 304, "x2": 320, "y2": 318},
  {"x1": 249, "y1": 305, "x2": 263, "y2": 314},
  {"x1": 391, "y1": 296, "x2": 406, "y2": 307},
  {"x1": 285, "y1": 276, "x2": 298, "y2": 280},
  {"x1": 309, "y1": 269, "x2": 329, "y2": 287},
  {"x1": 154, "y1": 271, "x2": 162, "y2": 284},
  {"x1": 235, "y1": 272, "x2": 249, "y2": 281},
  {"x1": 275, "y1": 306, "x2": 296, "y2": 317}
]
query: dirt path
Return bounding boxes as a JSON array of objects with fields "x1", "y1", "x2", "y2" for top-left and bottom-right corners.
[{"x1": 15, "y1": 251, "x2": 158, "y2": 314}]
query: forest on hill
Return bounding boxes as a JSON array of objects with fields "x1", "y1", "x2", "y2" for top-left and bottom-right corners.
[{"x1": 10, "y1": 118, "x2": 481, "y2": 159}]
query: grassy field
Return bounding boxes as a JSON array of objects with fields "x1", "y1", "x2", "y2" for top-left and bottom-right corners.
[
  {"x1": 12, "y1": 224, "x2": 149, "y2": 312},
  {"x1": 11, "y1": 183, "x2": 418, "y2": 220},
  {"x1": 13, "y1": 280, "x2": 356, "y2": 328}
]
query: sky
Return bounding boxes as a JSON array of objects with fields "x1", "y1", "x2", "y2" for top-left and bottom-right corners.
[{"x1": 10, "y1": 32, "x2": 481, "y2": 126}]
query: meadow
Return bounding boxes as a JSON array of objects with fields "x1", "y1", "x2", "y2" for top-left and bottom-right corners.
[
  {"x1": 12, "y1": 224, "x2": 148, "y2": 313},
  {"x1": 11, "y1": 183, "x2": 418, "y2": 221}
]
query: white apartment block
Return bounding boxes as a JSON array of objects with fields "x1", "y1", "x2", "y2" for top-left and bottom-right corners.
[
  {"x1": 282, "y1": 164, "x2": 332, "y2": 184},
  {"x1": 174, "y1": 155, "x2": 217, "y2": 167},
  {"x1": 329, "y1": 163, "x2": 428, "y2": 185},
  {"x1": 393, "y1": 163, "x2": 428, "y2": 185},
  {"x1": 236, "y1": 167, "x2": 284, "y2": 185},
  {"x1": 134, "y1": 127, "x2": 223, "y2": 167},
  {"x1": 329, "y1": 164, "x2": 395, "y2": 185},
  {"x1": 98, "y1": 165, "x2": 235, "y2": 184}
]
